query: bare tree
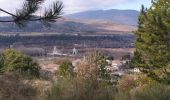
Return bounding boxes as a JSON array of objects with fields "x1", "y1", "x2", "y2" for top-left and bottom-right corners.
[{"x1": 0, "y1": 0, "x2": 63, "y2": 27}]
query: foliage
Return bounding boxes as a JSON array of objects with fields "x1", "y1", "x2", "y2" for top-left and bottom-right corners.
[
  {"x1": 47, "y1": 74, "x2": 170, "y2": 100},
  {"x1": 135, "y1": 74, "x2": 155, "y2": 86},
  {"x1": 73, "y1": 52, "x2": 111, "y2": 91},
  {"x1": 47, "y1": 52, "x2": 115, "y2": 100},
  {"x1": 58, "y1": 60, "x2": 75, "y2": 77},
  {"x1": 87, "y1": 51, "x2": 111, "y2": 80},
  {"x1": 131, "y1": 83, "x2": 170, "y2": 100},
  {"x1": 0, "y1": 73, "x2": 168, "y2": 100},
  {"x1": 76, "y1": 59, "x2": 99, "y2": 81},
  {"x1": 0, "y1": 0, "x2": 63, "y2": 27},
  {"x1": 117, "y1": 75, "x2": 138, "y2": 91},
  {"x1": 115, "y1": 82, "x2": 170, "y2": 100},
  {"x1": 46, "y1": 77, "x2": 116, "y2": 100},
  {"x1": 0, "y1": 49, "x2": 40, "y2": 77},
  {"x1": 133, "y1": 0, "x2": 170, "y2": 84},
  {"x1": 121, "y1": 54, "x2": 131, "y2": 61},
  {"x1": 0, "y1": 74, "x2": 38, "y2": 100},
  {"x1": 115, "y1": 74, "x2": 170, "y2": 100}
]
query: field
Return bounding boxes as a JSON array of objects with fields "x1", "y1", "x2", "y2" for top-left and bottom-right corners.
[{"x1": 0, "y1": 32, "x2": 134, "y2": 59}]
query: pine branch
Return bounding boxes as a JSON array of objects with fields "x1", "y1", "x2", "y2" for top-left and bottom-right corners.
[
  {"x1": 0, "y1": 8, "x2": 17, "y2": 17},
  {"x1": 0, "y1": 0, "x2": 63, "y2": 27},
  {"x1": 41, "y1": 1, "x2": 63, "y2": 25}
]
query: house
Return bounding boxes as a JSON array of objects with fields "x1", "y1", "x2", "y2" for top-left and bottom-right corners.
[
  {"x1": 134, "y1": 68, "x2": 140, "y2": 73},
  {"x1": 111, "y1": 60, "x2": 122, "y2": 70}
]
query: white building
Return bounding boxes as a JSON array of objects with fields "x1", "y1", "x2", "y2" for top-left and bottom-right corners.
[{"x1": 134, "y1": 68, "x2": 140, "y2": 73}]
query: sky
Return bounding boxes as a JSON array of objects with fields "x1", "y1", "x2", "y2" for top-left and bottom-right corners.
[{"x1": 0, "y1": 0, "x2": 152, "y2": 15}]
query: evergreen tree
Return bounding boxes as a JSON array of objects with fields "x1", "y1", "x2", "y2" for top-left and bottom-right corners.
[
  {"x1": 0, "y1": 49, "x2": 40, "y2": 77},
  {"x1": 58, "y1": 60, "x2": 75, "y2": 77},
  {"x1": 133, "y1": 0, "x2": 170, "y2": 84}
]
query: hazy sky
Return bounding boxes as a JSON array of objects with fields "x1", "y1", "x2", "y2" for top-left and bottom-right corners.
[{"x1": 0, "y1": 0, "x2": 152, "y2": 15}]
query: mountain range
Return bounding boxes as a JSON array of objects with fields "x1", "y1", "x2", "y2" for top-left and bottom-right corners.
[
  {"x1": 0, "y1": 9, "x2": 139, "y2": 33},
  {"x1": 66, "y1": 9, "x2": 140, "y2": 26}
]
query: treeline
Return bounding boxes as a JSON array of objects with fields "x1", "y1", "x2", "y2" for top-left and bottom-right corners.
[{"x1": 0, "y1": 34, "x2": 134, "y2": 48}]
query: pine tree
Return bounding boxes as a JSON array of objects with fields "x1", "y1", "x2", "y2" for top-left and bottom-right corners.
[
  {"x1": 0, "y1": 49, "x2": 40, "y2": 77},
  {"x1": 133, "y1": 0, "x2": 170, "y2": 84}
]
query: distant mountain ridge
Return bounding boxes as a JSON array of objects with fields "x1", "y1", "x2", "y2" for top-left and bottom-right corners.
[
  {"x1": 66, "y1": 9, "x2": 140, "y2": 26},
  {"x1": 0, "y1": 17, "x2": 136, "y2": 33},
  {"x1": 0, "y1": 9, "x2": 138, "y2": 33}
]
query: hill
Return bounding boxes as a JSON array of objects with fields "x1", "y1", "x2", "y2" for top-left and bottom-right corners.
[
  {"x1": 0, "y1": 17, "x2": 136, "y2": 34},
  {"x1": 66, "y1": 9, "x2": 140, "y2": 26}
]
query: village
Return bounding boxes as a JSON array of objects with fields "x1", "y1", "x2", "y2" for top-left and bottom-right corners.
[{"x1": 38, "y1": 46, "x2": 140, "y2": 81}]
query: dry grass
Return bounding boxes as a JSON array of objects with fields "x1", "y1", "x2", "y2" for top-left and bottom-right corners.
[
  {"x1": 0, "y1": 74, "x2": 37, "y2": 100},
  {"x1": 0, "y1": 73, "x2": 52, "y2": 100},
  {"x1": 46, "y1": 77, "x2": 116, "y2": 100}
]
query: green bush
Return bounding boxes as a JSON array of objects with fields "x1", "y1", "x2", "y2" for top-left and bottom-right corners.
[
  {"x1": 0, "y1": 49, "x2": 40, "y2": 77},
  {"x1": 58, "y1": 60, "x2": 75, "y2": 77},
  {"x1": 132, "y1": 83, "x2": 170, "y2": 100},
  {"x1": 115, "y1": 74, "x2": 170, "y2": 100}
]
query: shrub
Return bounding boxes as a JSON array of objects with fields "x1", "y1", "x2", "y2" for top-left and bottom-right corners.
[
  {"x1": 117, "y1": 74, "x2": 155, "y2": 92},
  {"x1": 46, "y1": 77, "x2": 116, "y2": 100},
  {"x1": 0, "y1": 74, "x2": 38, "y2": 100},
  {"x1": 135, "y1": 74, "x2": 155, "y2": 87},
  {"x1": 132, "y1": 83, "x2": 170, "y2": 100},
  {"x1": 76, "y1": 51, "x2": 111, "y2": 83},
  {"x1": 0, "y1": 49, "x2": 40, "y2": 77},
  {"x1": 58, "y1": 60, "x2": 75, "y2": 77},
  {"x1": 114, "y1": 75, "x2": 137, "y2": 100},
  {"x1": 117, "y1": 75, "x2": 138, "y2": 92},
  {"x1": 115, "y1": 74, "x2": 170, "y2": 100},
  {"x1": 76, "y1": 60, "x2": 99, "y2": 81},
  {"x1": 46, "y1": 52, "x2": 115, "y2": 100}
]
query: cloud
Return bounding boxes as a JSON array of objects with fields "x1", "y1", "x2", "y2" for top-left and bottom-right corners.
[{"x1": 0, "y1": 0, "x2": 138, "y2": 15}]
